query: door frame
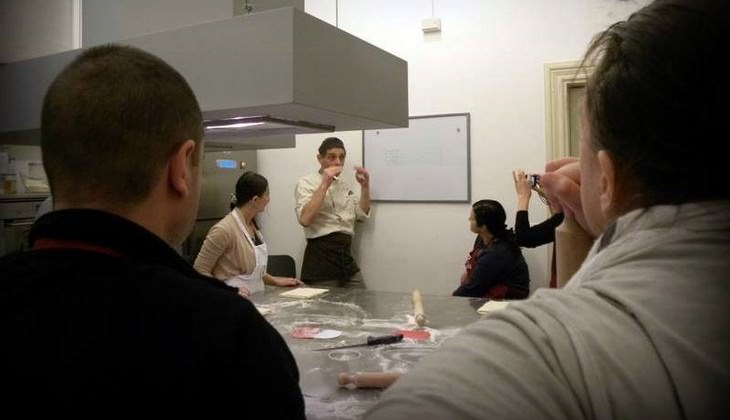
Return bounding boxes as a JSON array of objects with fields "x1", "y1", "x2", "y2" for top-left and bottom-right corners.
[{"x1": 544, "y1": 61, "x2": 592, "y2": 160}]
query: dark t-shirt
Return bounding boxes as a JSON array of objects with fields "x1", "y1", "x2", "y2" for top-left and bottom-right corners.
[{"x1": 0, "y1": 209, "x2": 305, "y2": 417}]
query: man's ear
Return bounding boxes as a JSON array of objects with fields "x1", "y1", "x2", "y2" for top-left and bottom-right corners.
[
  {"x1": 597, "y1": 150, "x2": 616, "y2": 217},
  {"x1": 168, "y1": 139, "x2": 197, "y2": 198}
]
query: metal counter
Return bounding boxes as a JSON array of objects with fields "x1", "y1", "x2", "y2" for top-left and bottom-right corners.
[{"x1": 250, "y1": 287, "x2": 486, "y2": 419}]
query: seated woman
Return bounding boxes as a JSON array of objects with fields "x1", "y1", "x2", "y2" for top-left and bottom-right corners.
[
  {"x1": 194, "y1": 171, "x2": 303, "y2": 297},
  {"x1": 453, "y1": 199, "x2": 530, "y2": 299}
]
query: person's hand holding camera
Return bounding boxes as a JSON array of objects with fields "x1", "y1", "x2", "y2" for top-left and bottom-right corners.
[
  {"x1": 512, "y1": 169, "x2": 533, "y2": 211},
  {"x1": 539, "y1": 157, "x2": 589, "y2": 231}
]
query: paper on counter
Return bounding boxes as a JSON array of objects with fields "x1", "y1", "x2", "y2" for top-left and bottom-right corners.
[
  {"x1": 291, "y1": 327, "x2": 342, "y2": 339},
  {"x1": 477, "y1": 300, "x2": 510, "y2": 314},
  {"x1": 279, "y1": 287, "x2": 329, "y2": 299},
  {"x1": 396, "y1": 329, "x2": 431, "y2": 340}
]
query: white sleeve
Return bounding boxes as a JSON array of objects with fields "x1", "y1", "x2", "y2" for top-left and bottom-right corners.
[{"x1": 294, "y1": 177, "x2": 315, "y2": 220}]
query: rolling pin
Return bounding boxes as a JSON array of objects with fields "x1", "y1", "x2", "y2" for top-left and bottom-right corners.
[
  {"x1": 337, "y1": 372, "x2": 402, "y2": 389},
  {"x1": 412, "y1": 289, "x2": 426, "y2": 327}
]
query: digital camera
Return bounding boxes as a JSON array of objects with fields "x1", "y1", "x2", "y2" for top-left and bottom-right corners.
[{"x1": 528, "y1": 174, "x2": 540, "y2": 188}]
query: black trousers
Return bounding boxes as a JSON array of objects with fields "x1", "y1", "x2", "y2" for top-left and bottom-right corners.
[{"x1": 301, "y1": 232, "x2": 362, "y2": 287}]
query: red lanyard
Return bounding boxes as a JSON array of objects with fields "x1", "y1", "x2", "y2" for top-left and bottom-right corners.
[{"x1": 33, "y1": 237, "x2": 123, "y2": 258}]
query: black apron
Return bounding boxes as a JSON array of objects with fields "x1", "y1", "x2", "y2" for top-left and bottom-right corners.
[{"x1": 301, "y1": 232, "x2": 360, "y2": 286}]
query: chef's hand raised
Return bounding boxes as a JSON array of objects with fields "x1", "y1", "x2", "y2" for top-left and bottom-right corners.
[{"x1": 354, "y1": 166, "x2": 370, "y2": 188}]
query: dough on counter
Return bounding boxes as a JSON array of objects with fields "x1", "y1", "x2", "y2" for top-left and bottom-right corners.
[{"x1": 279, "y1": 287, "x2": 329, "y2": 299}]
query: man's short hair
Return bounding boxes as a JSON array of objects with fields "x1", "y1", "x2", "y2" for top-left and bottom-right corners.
[
  {"x1": 41, "y1": 44, "x2": 203, "y2": 207},
  {"x1": 318, "y1": 137, "x2": 346, "y2": 156}
]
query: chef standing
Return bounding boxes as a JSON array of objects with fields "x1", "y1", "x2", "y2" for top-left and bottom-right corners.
[{"x1": 295, "y1": 137, "x2": 371, "y2": 288}]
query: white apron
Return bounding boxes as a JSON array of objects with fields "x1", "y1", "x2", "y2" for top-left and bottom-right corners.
[{"x1": 225, "y1": 210, "x2": 267, "y2": 295}]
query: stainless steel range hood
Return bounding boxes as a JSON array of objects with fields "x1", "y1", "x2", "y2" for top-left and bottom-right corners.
[{"x1": 0, "y1": 7, "x2": 408, "y2": 150}]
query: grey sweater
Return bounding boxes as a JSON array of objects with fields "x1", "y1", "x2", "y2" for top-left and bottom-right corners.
[{"x1": 365, "y1": 200, "x2": 730, "y2": 420}]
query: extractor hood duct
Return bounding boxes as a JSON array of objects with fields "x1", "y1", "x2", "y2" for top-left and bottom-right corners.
[{"x1": 0, "y1": 7, "x2": 408, "y2": 150}]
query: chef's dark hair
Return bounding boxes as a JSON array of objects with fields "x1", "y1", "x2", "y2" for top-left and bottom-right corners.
[
  {"x1": 318, "y1": 137, "x2": 346, "y2": 156},
  {"x1": 231, "y1": 171, "x2": 268, "y2": 210}
]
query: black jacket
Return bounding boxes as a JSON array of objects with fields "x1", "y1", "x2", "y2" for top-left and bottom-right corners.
[
  {"x1": 453, "y1": 239, "x2": 530, "y2": 299},
  {"x1": 514, "y1": 210, "x2": 564, "y2": 248},
  {"x1": 0, "y1": 209, "x2": 305, "y2": 417}
]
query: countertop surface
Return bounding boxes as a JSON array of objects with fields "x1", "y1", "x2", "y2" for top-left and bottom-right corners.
[{"x1": 250, "y1": 286, "x2": 487, "y2": 419}]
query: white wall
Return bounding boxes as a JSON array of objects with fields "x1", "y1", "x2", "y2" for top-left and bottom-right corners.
[
  {"x1": 4, "y1": 0, "x2": 650, "y2": 295},
  {"x1": 258, "y1": 0, "x2": 651, "y2": 295}
]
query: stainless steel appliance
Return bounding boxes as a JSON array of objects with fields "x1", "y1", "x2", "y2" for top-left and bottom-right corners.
[
  {"x1": 0, "y1": 150, "x2": 254, "y2": 261},
  {"x1": 180, "y1": 150, "x2": 256, "y2": 262},
  {"x1": 0, "y1": 193, "x2": 49, "y2": 257}
]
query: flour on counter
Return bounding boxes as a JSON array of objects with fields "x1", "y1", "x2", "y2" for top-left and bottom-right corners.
[{"x1": 305, "y1": 395, "x2": 374, "y2": 420}]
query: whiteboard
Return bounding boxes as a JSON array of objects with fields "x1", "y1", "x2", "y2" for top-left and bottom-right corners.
[{"x1": 363, "y1": 113, "x2": 470, "y2": 202}]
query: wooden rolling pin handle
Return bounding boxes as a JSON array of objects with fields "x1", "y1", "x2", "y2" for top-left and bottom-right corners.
[
  {"x1": 337, "y1": 372, "x2": 402, "y2": 389},
  {"x1": 412, "y1": 289, "x2": 426, "y2": 327}
]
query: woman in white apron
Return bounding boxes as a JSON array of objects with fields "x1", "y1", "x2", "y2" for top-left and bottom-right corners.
[{"x1": 194, "y1": 171, "x2": 303, "y2": 296}]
